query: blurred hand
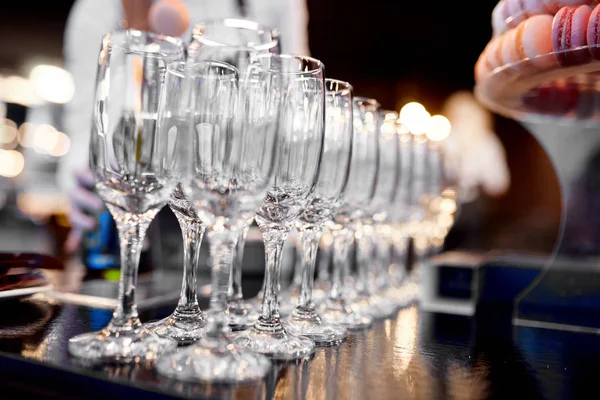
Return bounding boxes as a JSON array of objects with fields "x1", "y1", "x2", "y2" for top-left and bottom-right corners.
[{"x1": 64, "y1": 166, "x2": 104, "y2": 254}]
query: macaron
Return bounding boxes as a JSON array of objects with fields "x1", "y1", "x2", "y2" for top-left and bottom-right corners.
[
  {"x1": 544, "y1": 0, "x2": 596, "y2": 14},
  {"x1": 586, "y1": 4, "x2": 600, "y2": 59},
  {"x1": 474, "y1": 56, "x2": 489, "y2": 82},
  {"x1": 506, "y1": 0, "x2": 529, "y2": 28},
  {"x1": 523, "y1": 81, "x2": 580, "y2": 114},
  {"x1": 552, "y1": 5, "x2": 593, "y2": 65},
  {"x1": 492, "y1": 0, "x2": 509, "y2": 36},
  {"x1": 148, "y1": 0, "x2": 190, "y2": 37},
  {"x1": 516, "y1": 15, "x2": 557, "y2": 68},
  {"x1": 501, "y1": 28, "x2": 522, "y2": 66},
  {"x1": 485, "y1": 35, "x2": 506, "y2": 71}
]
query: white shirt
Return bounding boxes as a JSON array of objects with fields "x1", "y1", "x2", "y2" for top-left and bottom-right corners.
[{"x1": 58, "y1": 0, "x2": 310, "y2": 193}]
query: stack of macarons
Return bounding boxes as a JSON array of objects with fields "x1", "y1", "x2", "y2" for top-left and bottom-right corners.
[
  {"x1": 492, "y1": 0, "x2": 597, "y2": 36},
  {"x1": 476, "y1": 2, "x2": 600, "y2": 82}
]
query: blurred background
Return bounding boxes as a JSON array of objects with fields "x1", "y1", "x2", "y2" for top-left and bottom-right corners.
[{"x1": 0, "y1": 0, "x2": 561, "y2": 258}]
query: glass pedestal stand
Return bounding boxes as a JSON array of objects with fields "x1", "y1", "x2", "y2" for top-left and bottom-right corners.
[{"x1": 475, "y1": 47, "x2": 600, "y2": 333}]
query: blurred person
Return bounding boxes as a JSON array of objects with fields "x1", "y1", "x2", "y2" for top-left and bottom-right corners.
[
  {"x1": 440, "y1": 91, "x2": 511, "y2": 250},
  {"x1": 59, "y1": 0, "x2": 310, "y2": 253},
  {"x1": 442, "y1": 90, "x2": 510, "y2": 202}
]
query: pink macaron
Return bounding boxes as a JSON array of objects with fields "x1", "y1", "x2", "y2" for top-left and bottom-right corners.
[
  {"x1": 544, "y1": 0, "x2": 596, "y2": 14},
  {"x1": 474, "y1": 55, "x2": 489, "y2": 82},
  {"x1": 586, "y1": 4, "x2": 600, "y2": 59},
  {"x1": 485, "y1": 35, "x2": 506, "y2": 71},
  {"x1": 506, "y1": 0, "x2": 553, "y2": 26},
  {"x1": 506, "y1": 0, "x2": 529, "y2": 27},
  {"x1": 516, "y1": 15, "x2": 557, "y2": 68},
  {"x1": 501, "y1": 28, "x2": 522, "y2": 66},
  {"x1": 523, "y1": 80, "x2": 580, "y2": 114},
  {"x1": 552, "y1": 5, "x2": 593, "y2": 65},
  {"x1": 492, "y1": 1, "x2": 510, "y2": 35}
]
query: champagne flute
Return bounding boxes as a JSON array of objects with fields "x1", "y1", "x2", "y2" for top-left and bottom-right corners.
[
  {"x1": 282, "y1": 78, "x2": 354, "y2": 346},
  {"x1": 235, "y1": 54, "x2": 325, "y2": 360},
  {"x1": 349, "y1": 108, "x2": 400, "y2": 319},
  {"x1": 188, "y1": 18, "x2": 280, "y2": 330},
  {"x1": 68, "y1": 30, "x2": 184, "y2": 364},
  {"x1": 155, "y1": 59, "x2": 278, "y2": 383},
  {"x1": 318, "y1": 97, "x2": 381, "y2": 330}
]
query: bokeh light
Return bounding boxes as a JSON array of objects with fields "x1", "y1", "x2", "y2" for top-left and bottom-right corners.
[
  {"x1": 426, "y1": 114, "x2": 452, "y2": 142},
  {"x1": 0, "y1": 75, "x2": 40, "y2": 106},
  {"x1": 0, "y1": 149, "x2": 25, "y2": 177},
  {"x1": 399, "y1": 102, "x2": 431, "y2": 135},
  {"x1": 32, "y1": 124, "x2": 71, "y2": 157},
  {"x1": 29, "y1": 65, "x2": 75, "y2": 104},
  {"x1": 0, "y1": 119, "x2": 18, "y2": 147}
]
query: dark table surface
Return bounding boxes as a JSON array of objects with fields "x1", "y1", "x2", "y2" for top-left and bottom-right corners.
[{"x1": 1, "y1": 280, "x2": 600, "y2": 400}]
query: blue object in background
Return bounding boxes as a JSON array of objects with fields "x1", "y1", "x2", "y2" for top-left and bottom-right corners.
[{"x1": 83, "y1": 211, "x2": 119, "y2": 271}]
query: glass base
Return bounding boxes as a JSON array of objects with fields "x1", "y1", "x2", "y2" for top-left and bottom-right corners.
[
  {"x1": 234, "y1": 319, "x2": 316, "y2": 360},
  {"x1": 206, "y1": 308, "x2": 258, "y2": 332},
  {"x1": 155, "y1": 335, "x2": 271, "y2": 384},
  {"x1": 145, "y1": 308, "x2": 207, "y2": 345},
  {"x1": 249, "y1": 295, "x2": 293, "y2": 318},
  {"x1": 283, "y1": 308, "x2": 346, "y2": 347},
  {"x1": 383, "y1": 284, "x2": 416, "y2": 308},
  {"x1": 68, "y1": 322, "x2": 178, "y2": 365},
  {"x1": 226, "y1": 299, "x2": 260, "y2": 331},
  {"x1": 319, "y1": 298, "x2": 373, "y2": 331},
  {"x1": 350, "y1": 293, "x2": 399, "y2": 320}
]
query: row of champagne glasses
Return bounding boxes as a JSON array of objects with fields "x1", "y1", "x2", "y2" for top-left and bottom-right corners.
[{"x1": 67, "y1": 19, "x2": 453, "y2": 384}]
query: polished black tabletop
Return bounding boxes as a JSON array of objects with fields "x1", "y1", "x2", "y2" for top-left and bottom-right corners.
[{"x1": 1, "y1": 283, "x2": 600, "y2": 400}]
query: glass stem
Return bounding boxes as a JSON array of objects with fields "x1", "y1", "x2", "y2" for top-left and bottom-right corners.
[
  {"x1": 175, "y1": 216, "x2": 204, "y2": 313},
  {"x1": 328, "y1": 227, "x2": 353, "y2": 301},
  {"x1": 317, "y1": 240, "x2": 331, "y2": 283},
  {"x1": 292, "y1": 240, "x2": 304, "y2": 286},
  {"x1": 228, "y1": 222, "x2": 250, "y2": 304},
  {"x1": 109, "y1": 208, "x2": 158, "y2": 328},
  {"x1": 374, "y1": 225, "x2": 392, "y2": 290},
  {"x1": 296, "y1": 225, "x2": 322, "y2": 311},
  {"x1": 257, "y1": 224, "x2": 290, "y2": 323},
  {"x1": 392, "y1": 230, "x2": 409, "y2": 283},
  {"x1": 207, "y1": 228, "x2": 237, "y2": 335},
  {"x1": 355, "y1": 224, "x2": 374, "y2": 296}
]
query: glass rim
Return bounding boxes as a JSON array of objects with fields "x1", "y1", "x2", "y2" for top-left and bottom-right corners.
[
  {"x1": 381, "y1": 109, "x2": 399, "y2": 119},
  {"x1": 166, "y1": 60, "x2": 239, "y2": 79},
  {"x1": 326, "y1": 78, "x2": 353, "y2": 96},
  {"x1": 253, "y1": 53, "x2": 324, "y2": 76},
  {"x1": 103, "y1": 29, "x2": 184, "y2": 59},
  {"x1": 354, "y1": 96, "x2": 381, "y2": 110},
  {"x1": 191, "y1": 18, "x2": 279, "y2": 52}
]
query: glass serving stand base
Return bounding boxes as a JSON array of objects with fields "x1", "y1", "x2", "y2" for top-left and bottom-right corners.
[{"x1": 476, "y1": 47, "x2": 600, "y2": 333}]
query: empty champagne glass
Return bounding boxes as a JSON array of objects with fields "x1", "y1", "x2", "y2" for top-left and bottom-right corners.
[
  {"x1": 382, "y1": 122, "x2": 414, "y2": 304},
  {"x1": 235, "y1": 54, "x2": 325, "y2": 360},
  {"x1": 313, "y1": 228, "x2": 333, "y2": 300},
  {"x1": 282, "y1": 78, "x2": 354, "y2": 346},
  {"x1": 189, "y1": 18, "x2": 279, "y2": 329},
  {"x1": 403, "y1": 131, "x2": 432, "y2": 295},
  {"x1": 68, "y1": 30, "x2": 184, "y2": 364},
  {"x1": 318, "y1": 97, "x2": 382, "y2": 330},
  {"x1": 155, "y1": 60, "x2": 277, "y2": 383},
  {"x1": 349, "y1": 109, "x2": 400, "y2": 319}
]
